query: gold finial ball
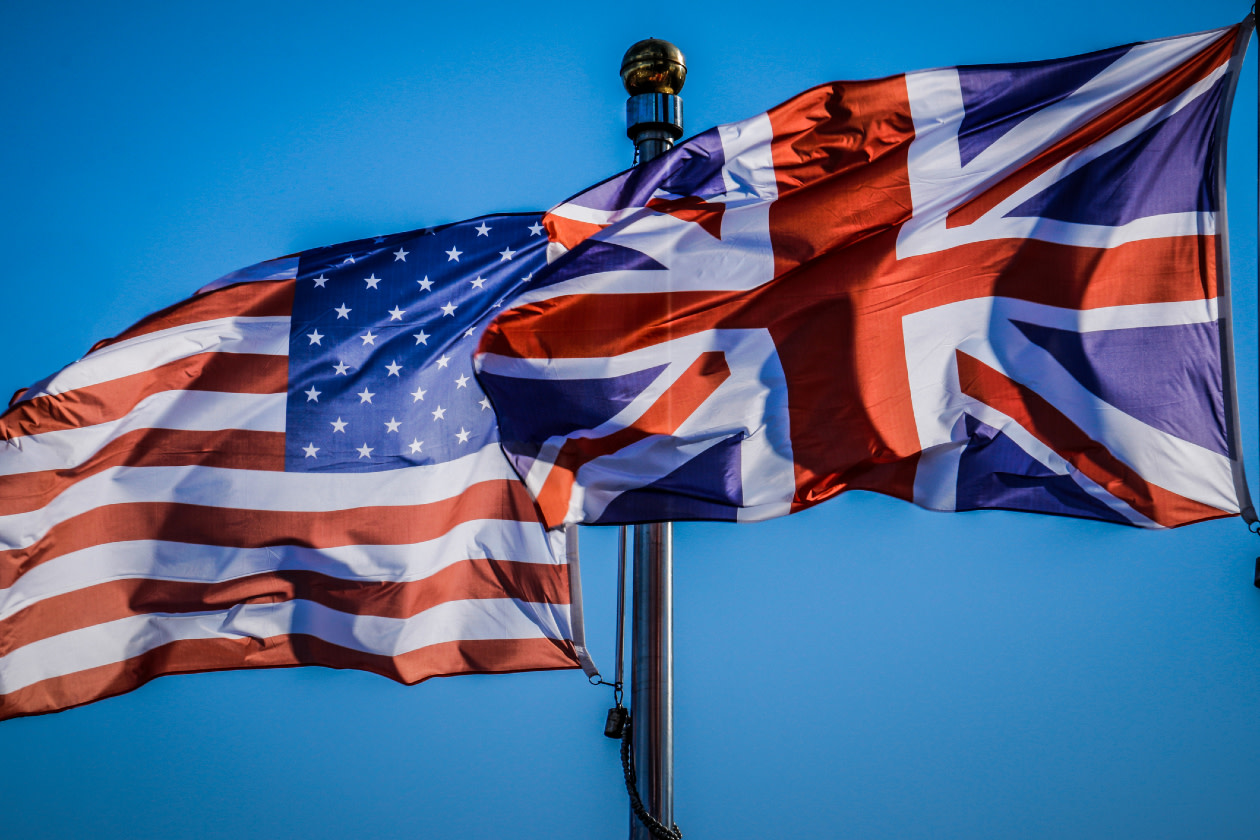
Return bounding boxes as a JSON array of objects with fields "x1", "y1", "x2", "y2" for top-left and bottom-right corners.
[{"x1": 620, "y1": 38, "x2": 686, "y2": 96}]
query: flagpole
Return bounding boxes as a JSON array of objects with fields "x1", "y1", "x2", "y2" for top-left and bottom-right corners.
[{"x1": 621, "y1": 39, "x2": 685, "y2": 840}]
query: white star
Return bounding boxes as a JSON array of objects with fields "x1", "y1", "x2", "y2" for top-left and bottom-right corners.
[
  {"x1": 479, "y1": 397, "x2": 492, "y2": 411},
  {"x1": 360, "y1": 330, "x2": 377, "y2": 345},
  {"x1": 475, "y1": 222, "x2": 491, "y2": 236},
  {"x1": 334, "y1": 303, "x2": 351, "y2": 319},
  {"x1": 330, "y1": 417, "x2": 348, "y2": 433},
  {"x1": 408, "y1": 438, "x2": 424, "y2": 454},
  {"x1": 431, "y1": 405, "x2": 446, "y2": 420},
  {"x1": 455, "y1": 427, "x2": 471, "y2": 444},
  {"x1": 470, "y1": 276, "x2": 486, "y2": 289},
  {"x1": 436, "y1": 354, "x2": 451, "y2": 369},
  {"x1": 455, "y1": 374, "x2": 469, "y2": 389},
  {"x1": 384, "y1": 418, "x2": 401, "y2": 433},
  {"x1": 357, "y1": 443, "x2": 374, "y2": 459},
  {"x1": 303, "y1": 443, "x2": 319, "y2": 458},
  {"x1": 440, "y1": 302, "x2": 457, "y2": 317},
  {"x1": 333, "y1": 361, "x2": 349, "y2": 375},
  {"x1": 342, "y1": 256, "x2": 356, "y2": 264},
  {"x1": 528, "y1": 222, "x2": 544, "y2": 236},
  {"x1": 304, "y1": 386, "x2": 320, "y2": 402},
  {"x1": 394, "y1": 247, "x2": 409, "y2": 261},
  {"x1": 463, "y1": 327, "x2": 475, "y2": 338},
  {"x1": 413, "y1": 329, "x2": 430, "y2": 345},
  {"x1": 499, "y1": 246, "x2": 516, "y2": 261},
  {"x1": 446, "y1": 246, "x2": 462, "y2": 261},
  {"x1": 388, "y1": 306, "x2": 405, "y2": 321},
  {"x1": 418, "y1": 276, "x2": 433, "y2": 291},
  {"x1": 385, "y1": 360, "x2": 402, "y2": 377},
  {"x1": 307, "y1": 329, "x2": 324, "y2": 345},
  {"x1": 364, "y1": 274, "x2": 381, "y2": 289},
  {"x1": 522, "y1": 272, "x2": 533, "y2": 282},
  {"x1": 411, "y1": 385, "x2": 427, "y2": 402},
  {"x1": 358, "y1": 387, "x2": 375, "y2": 404},
  {"x1": 313, "y1": 275, "x2": 329, "y2": 287}
]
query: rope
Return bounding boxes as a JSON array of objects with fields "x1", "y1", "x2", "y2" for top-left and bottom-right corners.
[{"x1": 620, "y1": 716, "x2": 682, "y2": 840}]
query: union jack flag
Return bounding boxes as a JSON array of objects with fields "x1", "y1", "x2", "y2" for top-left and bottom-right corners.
[{"x1": 476, "y1": 20, "x2": 1256, "y2": 530}]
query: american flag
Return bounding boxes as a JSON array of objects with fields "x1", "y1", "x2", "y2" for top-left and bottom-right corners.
[
  {"x1": 0, "y1": 213, "x2": 593, "y2": 720},
  {"x1": 477, "y1": 21, "x2": 1254, "y2": 531}
]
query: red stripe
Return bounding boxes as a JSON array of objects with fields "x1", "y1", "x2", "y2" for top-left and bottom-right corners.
[
  {"x1": 543, "y1": 214, "x2": 608, "y2": 252},
  {"x1": 946, "y1": 28, "x2": 1237, "y2": 229},
  {"x1": 0, "y1": 558, "x2": 571, "y2": 650},
  {"x1": 767, "y1": 76, "x2": 917, "y2": 276},
  {"x1": 534, "y1": 351, "x2": 731, "y2": 527},
  {"x1": 0, "y1": 635, "x2": 579, "y2": 720},
  {"x1": 87, "y1": 280, "x2": 294, "y2": 354},
  {"x1": 645, "y1": 196, "x2": 725, "y2": 239},
  {"x1": 954, "y1": 349, "x2": 1231, "y2": 527},
  {"x1": 0, "y1": 352, "x2": 287, "y2": 440},
  {"x1": 0, "y1": 479, "x2": 545, "y2": 588},
  {"x1": 481, "y1": 234, "x2": 1219, "y2": 364},
  {"x1": 0, "y1": 427, "x2": 286, "y2": 516},
  {"x1": 480, "y1": 289, "x2": 734, "y2": 360}
]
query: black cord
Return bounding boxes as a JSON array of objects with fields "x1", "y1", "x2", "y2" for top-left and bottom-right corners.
[{"x1": 620, "y1": 716, "x2": 682, "y2": 840}]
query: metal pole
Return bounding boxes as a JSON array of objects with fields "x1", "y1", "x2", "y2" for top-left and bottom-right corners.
[
  {"x1": 631, "y1": 522, "x2": 673, "y2": 837},
  {"x1": 620, "y1": 38, "x2": 685, "y2": 840}
]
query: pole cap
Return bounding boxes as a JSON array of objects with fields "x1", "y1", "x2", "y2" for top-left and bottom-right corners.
[{"x1": 621, "y1": 39, "x2": 686, "y2": 96}]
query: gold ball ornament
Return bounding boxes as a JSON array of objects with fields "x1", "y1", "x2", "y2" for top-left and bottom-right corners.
[{"x1": 620, "y1": 38, "x2": 687, "y2": 95}]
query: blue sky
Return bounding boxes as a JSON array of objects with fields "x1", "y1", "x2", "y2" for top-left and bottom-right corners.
[{"x1": 2, "y1": 2, "x2": 1259, "y2": 838}]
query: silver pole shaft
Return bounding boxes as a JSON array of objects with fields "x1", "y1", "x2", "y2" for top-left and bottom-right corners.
[
  {"x1": 633, "y1": 131, "x2": 674, "y2": 163},
  {"x1": 631, "y1": 521, "x2": 673, "y2": 839},
  {"x1": 615, "y1": 526, "x2": 627, "y2": 692}
]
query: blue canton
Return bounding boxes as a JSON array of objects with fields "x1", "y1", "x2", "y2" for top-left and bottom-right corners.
[{"x1": 286, "y1": 214, "x2": 548, "y2": 472}]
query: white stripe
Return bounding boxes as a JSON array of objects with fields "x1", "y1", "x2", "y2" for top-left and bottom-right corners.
[
  {"x1": 944, "y1": 211, "x2": 1218, "y2": 251},
  {"x1": 0, "y1": 443, "x2": 527, "y2": 551},
  {"x1": 902, "y1": 296, "x2": 1237, "y2": 514},
  {"x1": 956, "y1": 399, "x2": 1158, "y2": 527},
  {"x1": 0, "y1": 597, "x2": 574, "y2": 694},
  {"x1": 543, "y1": 108, "x2": 779, "y2": 233},
  {"x1": 546, "y1": 204, "x2": 629, "y2": 227},
  {"x1": 966, "y1": 34, "x2": 1224, "y2": 172},
  {"x1": 899, "y1": 29, "x2": 1232, "y2": 257},
  {"x1": 484, "y1": 328, "x2": 796, "y2": 525},
  {"x1": 911, "y1": 410, "x2": 1158, "y2": 527},
  {"x1": 19, "y1": 316, "x2": 290, "y2": 399},
  {"x1": 0, "y1": 391, "x2": 285, "y2": 476},
  {"x1": 0, "y1": 520, "x2": 562, "y2": 621},
  {"x1": 929, "y1": 64, "x2": 1229, "y2": 251},
  {"x1": 911, "y1": 440, "x2": 963, "y2": 513},
  {"x1": 198, "y1": 256, "x2": 299, "y2": 293},
  {"x1": 510, "y1": 112, "x2": 779, "y2": 306}
]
